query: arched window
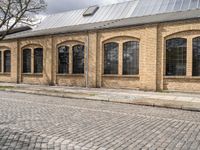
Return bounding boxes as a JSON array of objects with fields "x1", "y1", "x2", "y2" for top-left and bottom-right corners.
[
  {"x1": 193, "y1": 37, "x2": 200, "y2": 76},
  {"x1": 34, "y1": 48, "x2": 43, "y2": 73},
  {"x1": 4, "y1": 50, "x2": 11, "y2": 73},
  {"x1": 104, "y1": 42, "x2": 119, "y2": 74},
  {"x1": 23, "y1": 49, "x2": 31, "y2": 73},
  {"x1": 58, "y1": 46, "x2": 69, "y2": 74},
  {"x1": 123, "y1": 41, "x2": 139, "y2": 75},
  {"x1": 104, "y1": 42, "x2": 118, "y2": 74},
  {"x1": 166, "y1": 38, "x2": 187, "y2": 76},
  {"x1": 73, "y1": 44, "x2": 84, "y2": 74}
]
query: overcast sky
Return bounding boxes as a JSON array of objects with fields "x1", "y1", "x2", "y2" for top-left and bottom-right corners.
[{"x1": 45, "y1": 0, "x2": 128, "y2": 14}]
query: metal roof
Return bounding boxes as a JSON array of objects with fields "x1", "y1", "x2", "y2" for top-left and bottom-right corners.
[{"x1": 5, "y1": 0, "x2": 200, "y2": 39}]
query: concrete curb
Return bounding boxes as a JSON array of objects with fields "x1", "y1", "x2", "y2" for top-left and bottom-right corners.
[{"x1": 4, "y1": 88, "x2": 200, "y2": 112}]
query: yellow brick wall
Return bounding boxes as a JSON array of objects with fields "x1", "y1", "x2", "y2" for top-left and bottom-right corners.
[
  {"x1": 18, "y1": 36, "x2": 53, "y2": 85},
  {"x1": 97, "y1": 24, "x2": 158, "y2": 90},
  {"x1": 0, "y1": 41, "x2": 18, "y2": 83},
  {"x1": 158, "y1": 19, "x2": 200, "y2": 92},
  {"x1": 1, "y1": 19, "x2": 200, "y2": 92},
  {"x1": 52, "y1": 33, "x2": 87, "y2": 87}
]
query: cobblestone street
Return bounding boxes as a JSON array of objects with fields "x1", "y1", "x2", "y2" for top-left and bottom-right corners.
[{"x1": 0, "y1": 91, "x2": 200, "y2": 150}]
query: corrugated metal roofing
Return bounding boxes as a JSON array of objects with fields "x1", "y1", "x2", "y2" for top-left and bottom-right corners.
[
  {"x1": 35, "y1": 0, "x2": 138, "y2": 31},
  {"x1": 5, "y1": 0, "x2": 200, "y2": 39}
]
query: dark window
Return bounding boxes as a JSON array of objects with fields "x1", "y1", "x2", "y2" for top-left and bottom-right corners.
[
  {"x1": 73, "y1": 45, "x2": 84, "y2": 74},
  {"x1": 123, "y1": 41, "x2": 139, "y2": 75},
  {"x1": 0, "y1": 51, "x2": 1, "y2": 72},
  {"x1": 34, "y1": 48, "x2": 43, "y2": 73},
  {"x1": 4, "y1": 50, "x2": 11, "y2": 73},
  {"x1": 193, "y1": 37, "x2": 200, "y2": 76},
  {"x1": 104, "y1": 42, "x2": 118, "y2": 74},
  {"x1": 166, "y1": 38, "x2": 187, "y2": 76},
  {"x1": 58, "y1": 46, "x2": 69, "y2": 74},
  {"x1": 23, "y1": 49, "x2": 31, "y2": 73}
]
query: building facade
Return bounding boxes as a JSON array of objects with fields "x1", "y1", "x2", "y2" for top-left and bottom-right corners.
[{"x1": 1, "y1": 0, "x2": 200, "y2": 92}]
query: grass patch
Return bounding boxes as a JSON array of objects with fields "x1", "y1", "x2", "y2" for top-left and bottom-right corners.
[
  {"x1": 0, "y1": 86, "x2": 15, "y2": 91},
  {"x1": 89, "y1": 93, "x2": 96, "y2": 96}
]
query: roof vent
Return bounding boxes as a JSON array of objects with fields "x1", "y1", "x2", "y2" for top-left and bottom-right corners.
[{"x1": 83, "y1": 5, "x2": 99, "y2": 17}]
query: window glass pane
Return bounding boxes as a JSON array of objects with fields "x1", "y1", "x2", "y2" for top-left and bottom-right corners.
[
  {"x1": 123, "y1": 41, "x2": 139, "y2": 75},
  {"x1": 104, "y1": 42, "x2": 118, "y2": 74},
  {"x1": 0, "y1": 51, "x2": 1, "y2": 72},
  {"x1": 193, "y1": 37, "x2": 200, "y2": 76},
  {"x1": 4, "y1": 50, "x2": 11, "y2": 73},
  {"x1": 23, "y1": 49, "x2": 31, "y2": 73},
  {"x1": 34, "y1": 48, "x2": 43, "y2": 73},
  {"x1": 58, "y1": 46, "x2": 69, "y2": 74},
  {"x1": 73, "y1": 45, "x2": 84, "y2": 74},
  {"x1": 166, "y1": 38, "x2": 187, "y2": 76}
]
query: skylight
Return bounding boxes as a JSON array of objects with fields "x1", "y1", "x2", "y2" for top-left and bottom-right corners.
[{"x1": 83, "y1": 5, "x2": 99, "y2": 17}]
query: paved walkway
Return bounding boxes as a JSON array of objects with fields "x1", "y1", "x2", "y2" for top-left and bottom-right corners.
[
  {"x1": 0, "y1": 91, "x2": 200, "y2": 149},
  {"x1": 1, "y1": 83, "x2": 200, "y2": 111}
]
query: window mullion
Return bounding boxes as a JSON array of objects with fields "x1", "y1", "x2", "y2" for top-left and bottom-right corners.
[
  {"x1": 187, "y1": 37, "x2": 192, "y2": 77},
  {"x1": 31, "y1": 49, "x2": 34, "y2": 74},
  {"x1": 2, "y1": 50, "x2": 4, "y2": 73},
  {"x1": 119, "y1": 43, "x2": 123, "y2": 76},
  {"x1": 69, "y1": 46, "x2": 73, "y2": 74}
]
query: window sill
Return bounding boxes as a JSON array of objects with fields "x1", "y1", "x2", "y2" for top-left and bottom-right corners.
[
  {"x1": 103, "y1": 74, "x2": 139, "y2": 78},
  {"x1": 0, "y1": 73, "x2": 11, "y2": 76},
  {"x1": 164, "y1": 76, "x2": 200, "y2": 80},
  {"x1": 57, "y1": 74, "x2": 85, "y2": 77},
  {"x1": 22, "y1": 73, "x2": 43, "y2": 76}
]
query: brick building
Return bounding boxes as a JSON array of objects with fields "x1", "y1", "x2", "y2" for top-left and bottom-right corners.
[{"x1": 1, "y1": 0, "x2": 200, "y2": 92}]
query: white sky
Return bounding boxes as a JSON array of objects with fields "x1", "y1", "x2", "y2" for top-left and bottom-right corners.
[{"x1": 45, "y1": 0, "x2": 129, "y2": 14}]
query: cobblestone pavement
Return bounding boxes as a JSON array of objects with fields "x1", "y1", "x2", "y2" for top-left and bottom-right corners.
[{"x1": 0, "y1": 91, "x2": 200, "y2": 150}]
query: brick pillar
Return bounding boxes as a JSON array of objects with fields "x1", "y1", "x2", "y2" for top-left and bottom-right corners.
[
  {"x1": 87, "y1": 32, "x2": 97, "y2": 88},
  {"x1": 44, "y1": 37, "x2": 54, "y2": 85},
  {"x1": 140, "y1": 25, "x2": 158, "y2": 91},
  {"x1": 11, "y1": 41, "x2": 19, "y2": 83}
]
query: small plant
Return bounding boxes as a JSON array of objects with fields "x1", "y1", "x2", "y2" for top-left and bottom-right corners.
[{"x1": 0, "y1": 86, "x2": 15, "y2": 91}]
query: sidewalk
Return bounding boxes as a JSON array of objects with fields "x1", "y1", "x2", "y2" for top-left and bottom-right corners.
[{"x1": 1, "y1": 83, "x2": 200, "y2": 111}]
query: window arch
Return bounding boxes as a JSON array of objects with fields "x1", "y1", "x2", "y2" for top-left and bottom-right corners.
[
  {"x1": 104, "y1": 42, "x2": 119, "y2": 74},
  {"x1": 166, "y1": 38, "x2": 187, "y2": 76},
  {"x1": 58, "y1": 46, "x2": 69, "y2": 74},
  {"x1": 123, "y1": 41, "x2": 139, "y2": 75},
  {"x1": 34, "y1": 48, "x2": 43, "y2": 73},
  {"x1": 73, "y1": 44, "x2": 84, "y2": 74},
  {"x1": 23, "y1": 49, "x2": 31, "y2": 73},
  {"x1": 4, "y1": 50, "x2": 11, "y2": 73},
  {"x1": 193, "y1": 37, "x2": 200, "y2": 76}
]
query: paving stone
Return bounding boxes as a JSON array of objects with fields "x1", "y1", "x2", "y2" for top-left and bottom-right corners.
[{"x1": 0, "y1": 91, "x2": 199, "y2": 149}]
